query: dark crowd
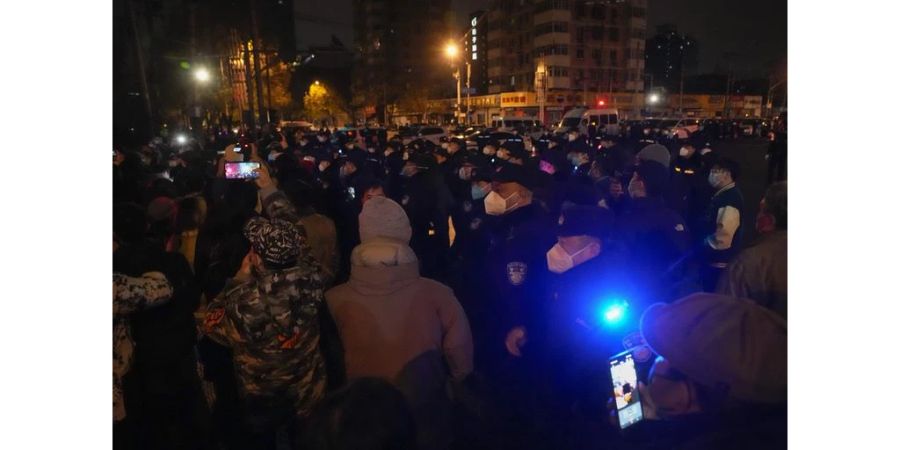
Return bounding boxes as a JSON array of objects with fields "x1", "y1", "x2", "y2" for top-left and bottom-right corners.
[{"x1": 113, "y1": 115, "x2": 788, "y2": 450}]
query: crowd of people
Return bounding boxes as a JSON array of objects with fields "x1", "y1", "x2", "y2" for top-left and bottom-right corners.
[{"x1": 113, "y1": 116, "x2": 788, "y2": 450}]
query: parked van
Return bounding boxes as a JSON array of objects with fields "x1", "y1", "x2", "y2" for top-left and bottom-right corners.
[
  {"x1": 554, "y1": 108, "x2": 620, "y2": 136},
  {"x1": 490, "y1": 116, "x2": 544, "y2": 139}
]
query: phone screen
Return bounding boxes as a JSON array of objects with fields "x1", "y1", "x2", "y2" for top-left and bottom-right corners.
[
  {"x1": 610, "y1": 351, "x2": 644, "y2": 430},
  {"x1": 224, "y1": 162, "x2": 260, "y2": 180}
]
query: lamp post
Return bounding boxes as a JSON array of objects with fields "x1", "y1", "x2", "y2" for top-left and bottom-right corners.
[{"x1": 445, "y1": 42, "x2": 463, "y2": 126}]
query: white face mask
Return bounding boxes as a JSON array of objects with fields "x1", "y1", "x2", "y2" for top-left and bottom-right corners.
[
  {"x1": 484, "y1": 191, "x2": 519, "y2": 216},
  {"x1": 458, "y1": 166, "x2": 473, "y2": 181},
  {"x1": 568, "y1": 134, "x2": 578, "y2": 142},
  {"x1": 546, "y1": 243, "x2": 592, "y2": 273},
  {"x1": 441, "y1": 143, "x2": 449, "y2": 149},
  {"x1": 679, "y1": 147, "x2": 691, "y2": 157},
  {"x1": 708, "y1": 171, "x2": 724, "y2": 188}
]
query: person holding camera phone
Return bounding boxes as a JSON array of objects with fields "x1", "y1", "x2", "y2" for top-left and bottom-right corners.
[{"x1": 607, "y1": 293, "x2": 787, "y2": 449}]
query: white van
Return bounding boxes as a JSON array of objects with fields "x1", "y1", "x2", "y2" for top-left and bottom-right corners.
[{"x1": 554, "y1": 108, "x2": 620, "y2": 136}]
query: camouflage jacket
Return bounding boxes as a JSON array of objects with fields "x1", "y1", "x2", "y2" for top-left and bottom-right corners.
[
  {"x1": 113, "y1": 272, "x2": 173, "y2": 421},
  {"x1": 201, "y1": 187, "x2": 327, "y2": 416}
]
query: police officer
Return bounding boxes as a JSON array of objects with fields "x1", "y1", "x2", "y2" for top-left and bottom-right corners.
[
  {"x1": 505, "y1": 205, "x2": 647, "y2": 445},
  {"x1": 474, "y1": 163, "x2": 556, "y2": 372},
  {"x1": 670, "y1": 143, "x2": 705, "y2": 221},
  {"x1": 398, "y1": 153, "x2": 454, "y2": 281},
  {"x1": 617, "y1": 160, "x2": 694, "y2": 300}
]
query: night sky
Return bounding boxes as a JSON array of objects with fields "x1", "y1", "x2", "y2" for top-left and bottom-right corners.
[{"x1": 454, "y1": 0, "x2": 786, "y2": 78}]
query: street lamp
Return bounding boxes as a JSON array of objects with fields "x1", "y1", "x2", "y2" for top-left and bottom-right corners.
[
  {"x1": 445, "y1": 41, "x2": 466, "y2": 126},
  {"x1": 194, "y1": 67, "x2": 210, "y2": 83},
  {"x1": 648, "y1": 93, "x2": 660, "y2": 104}
]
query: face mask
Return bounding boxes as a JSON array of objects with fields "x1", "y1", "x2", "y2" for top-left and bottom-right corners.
[
  {"x1": 708, "y1": 171, "x2": 724, "y2": 188},
  {"x1": 441, "y1": 143, "x2": 449, "y2": 149},
  {"x1": 471, "y1": 184, "x2": 488, "y2": 200},
  {"x1": 299, "y1": 140, "x2": 308, "y2": 147},
  {"x1": 458, "y1": 166, "x2": 473, "y2": 181},
  {"x1": 484, "y1": 191, "x2": 519, "y2": 216},
  {"x1": 402, "y1": 151, "x2": 409, "y2": 161},
  {"x1": 318, "y1": 136, "x2": 327, "y2": 143},
  {"x1": 627, "y1": 179, "x2": 644, "y2": 198},
  {"x1": 679, "y1": 147, "x2": 691, "y2": 157},
  {"x1": 546, "y1": 243, "x2": 592, "y2": 273},
  {"x1": 568, "y1": 134, "x2": 578, "y2": 142},
  {"x1": 483, "y1": 147, "x2": 496, "y2": 156},
  {"x1": 401, "y1": 165, "x2": 416, "y2": 177}
]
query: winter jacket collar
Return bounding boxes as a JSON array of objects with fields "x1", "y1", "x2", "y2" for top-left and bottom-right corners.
[{"x1": 348, "y1": 238, "x2": 420, "y2": 296}]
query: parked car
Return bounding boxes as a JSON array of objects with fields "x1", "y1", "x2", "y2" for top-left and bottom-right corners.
[{"x1": 416, "y1": 126, "x2": 448, "y2": 145}]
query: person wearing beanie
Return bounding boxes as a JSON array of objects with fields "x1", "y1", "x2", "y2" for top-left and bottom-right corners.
[
  {"x1": 616, "y1": 292, "x2": 786, "y2": 448},
  {"x1": 325, "y1": 196, "x2": 474, "y2": 450},
  {"x1": 199, "y1": 164, "x2": 328, "y2": 445},
  {"x1": 617, "y1": 160, "x2": 694, "y2": 300},
  {"x1": 637, "y1": 143, "x2": 671, "y2": 169}
]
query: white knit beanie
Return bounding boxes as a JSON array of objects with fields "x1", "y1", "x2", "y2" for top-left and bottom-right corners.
[{"x1": 358, "y1": 196, "x2": 412, "y2": 243}]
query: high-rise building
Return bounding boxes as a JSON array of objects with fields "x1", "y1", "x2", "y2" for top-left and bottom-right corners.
[
  {"x1": 352, "y1": 0, "x2": 453, "y2": 123},
  {"x1": 483, "y1": 0, "x2": 647, "y2": 97},
  {"x1": 468, "y1": 11, "x2": 488, "y2": 95},
  {"x1": 644, "y1": 24, "x2": 698, "y2": 91}
]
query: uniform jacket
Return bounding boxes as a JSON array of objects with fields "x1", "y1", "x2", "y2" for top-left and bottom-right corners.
[
  {"x1": 201, "y1": 187, "x2": 327, "y2": 417},
  {"x1": 717, "y1": 230, "x2": 787, "y2": 319}
]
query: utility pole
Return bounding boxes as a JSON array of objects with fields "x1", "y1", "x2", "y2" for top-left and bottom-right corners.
[
  {"x1": 127, "y1": 0, "x2": 154, "y2": 133},
  {"x1": 466, "y1": 61, "x2": 471, "y2": 126},
  {"x1": 249, "y1": 0, "x2": 265, "y2": 126},
  {"x1": 454, "y1": 65, "x2": 461, "y2": 126}
]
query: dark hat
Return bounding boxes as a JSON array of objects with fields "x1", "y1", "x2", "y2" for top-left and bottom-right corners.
[
  {"x1": 434, "y1": 146, "x2": 450, "y2": 158},
  {"x1": 640, "y1": 293, "x2": 787, "y2": 404},
  {"x1": 410, "y1": 152, "x2": 436, "y2": 169},
  {"x1": 636, "y1": 160, "x2": 670, "y2": 197},
  {"x1": 507, "y1": 145, "x2": 529, "y2": 161},
  {"x1": 713, "y1": 157, "x2": 741, "y2": 181},
  {"x1": 243, "y1": 216, "x2": 304, "y2": 266},
  {"x1": 492, "y1": 163, "x2": 534, "y2": 190},
  {"x1": 556, "y1": 205, "x2": 614, "y2": 240}
]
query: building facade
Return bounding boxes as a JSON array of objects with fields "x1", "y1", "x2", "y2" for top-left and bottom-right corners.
[
  {"x1": 644, "y1": 24, "x2": 698, "y2": 91},
  {"x1": 483, "y1": 0, "x2": 647, "y2": 99},
  {"x1": 352, "y1": 0, "x2": 453, "y2": 124}
]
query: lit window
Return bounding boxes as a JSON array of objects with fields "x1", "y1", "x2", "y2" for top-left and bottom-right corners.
[
  {"x1": 472, "y1": 45, "x2": 477, "y2": 52},
  {"x1": 473, "y1": 36, "x2": 477, "y2": 43},
  {"x1": 473, "y1": 53, "x2": 477, "y2": 60}
]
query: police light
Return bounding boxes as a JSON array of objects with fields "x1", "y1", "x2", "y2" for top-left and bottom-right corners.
[{"x1": 599, "y1": 300, "x2": 629, "y2": 326}]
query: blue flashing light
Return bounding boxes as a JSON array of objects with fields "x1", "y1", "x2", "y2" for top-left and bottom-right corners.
[{"x1": 599, "y1": 300, "x2": 630, "y2": 326}]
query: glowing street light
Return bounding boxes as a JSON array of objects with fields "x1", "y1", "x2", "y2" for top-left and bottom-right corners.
[
  {"x1": 648, "y1": 93, "x2": 660, "y2": 104},
  {"x1": 194, "y1": 67, "x2": 210, "y2": 83},
  {"x1": 444, "y1": 42, "x2": 459, "y2": 60}
]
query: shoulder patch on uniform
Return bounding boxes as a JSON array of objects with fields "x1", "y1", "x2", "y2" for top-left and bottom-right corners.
[
  {"x1": 506, "y1": 262, "x2": 528, "y2": 286},
  {"x1": 401, "y1": 195, "x2": 410, "y2": 206},
  {"x1": 675, "y1": 223, "x2": 685, "y2": 232}
]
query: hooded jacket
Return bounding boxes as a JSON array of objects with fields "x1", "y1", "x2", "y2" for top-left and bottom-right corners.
[
  {"x1": 326, "y1": 237, "x2": 473, "y2": 450},
  {"x1": 325, "y1": 237, "x2": 473, "y2": 384}
]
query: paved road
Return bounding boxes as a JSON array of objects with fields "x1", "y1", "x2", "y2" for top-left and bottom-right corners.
[{"x1": 707, "y1": 136, "x2": 773, "y2": 244}]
